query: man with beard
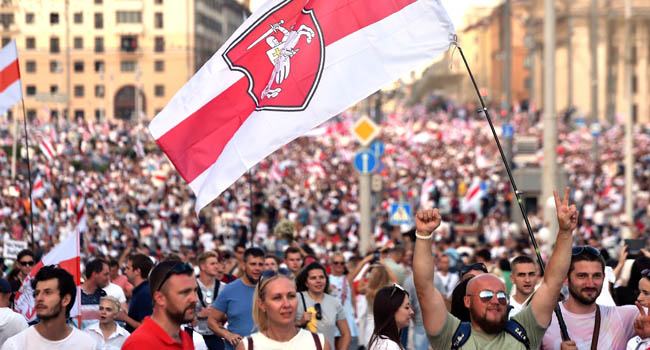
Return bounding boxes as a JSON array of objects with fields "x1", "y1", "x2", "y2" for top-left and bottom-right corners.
[
  {"x1": 509, "y1": 256, "x2": 540, "y2": 317},
  {"x1": 122, "y1": 261, "x2": 198, "y2": 349},
  {"x1": 116, "y1": 253, "x2": 154, "y2": 332},
  {"x1": 2, "y1": 266, "x2": 96, "y2": 350},
  {"x1": 208, "y1": 247, "x2": 264, "y2": 350},
  {"x1": 413, "y1": 188, "x2": 577, "y2": 349},
  {"x1": 541, "y1": 245, "x2": 647, "y2": 349}
]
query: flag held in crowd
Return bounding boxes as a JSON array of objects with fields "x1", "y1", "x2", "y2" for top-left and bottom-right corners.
[
  {"x1": 0, "y1": 40, "x2": 22, "y2": 116},
  {"x1": 31, "y1": 175, "x2": 45, "y2": 199},
  {"x1": 149, "y1": 0, "x2": 456, "y2": 212},
  {"x1": 14, "y1": 230, "x2": 82, "y2": 322}
]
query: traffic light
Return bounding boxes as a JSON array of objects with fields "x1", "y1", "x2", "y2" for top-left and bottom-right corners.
[{"x1": 121, "y1": 36, "x2": 138, "y2": 52}]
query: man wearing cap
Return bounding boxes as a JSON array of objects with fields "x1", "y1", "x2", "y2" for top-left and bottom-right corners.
[
  {"x1": 121, "y1": 261, "x2": 198, "y2": 349},
  {"x1": 0, "y1": 278, "x2": 27, "y2": 346}
]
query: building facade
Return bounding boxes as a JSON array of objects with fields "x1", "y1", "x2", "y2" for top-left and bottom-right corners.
[{"x1": 0, "y1": 0, "x2": 248, "y2": 122}]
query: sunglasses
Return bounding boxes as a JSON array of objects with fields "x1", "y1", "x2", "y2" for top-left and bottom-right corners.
[
  {"x1": 641, "y1": 269, "x2": 650, "y2": 278},
  {"x1": 258, "y1": 268, "x2": 292, "y2": 286},
  {"x1": 468, "y1": 290, "x2": 509, "y2": 305},
  {"x1": 18, "y1": 260, "x2": 35, "y2": 267},
  {"x1": 460, "y1": 263, "x2": 488, "y2": 276},
  {"x1": 157, "y1": 262, "x2": 193, "y2": 292},
  {"x1": 572, "y1": 246, "x2": 601, "y2": 257},
  {"x1": 332, "y1": 261, "x2": 345, "y2": 266},
  {"x1": 314, "y1": 303, "x2": 322, "y2": 320},
  {"x1": 389, "y1": 283, "x2": 406, "y2": 298}
]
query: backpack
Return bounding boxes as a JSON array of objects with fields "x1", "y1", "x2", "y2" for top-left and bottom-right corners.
[{"x1": 451, "y1": 319, "x2": 530, "y2": 350}]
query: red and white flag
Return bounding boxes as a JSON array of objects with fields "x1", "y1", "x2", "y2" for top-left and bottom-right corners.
[
  {"x1": 31, "y1": 175, "x2": 45, "y2": 199},
  {"x1": 461, "y1": 181, "x2": 485, "y2": 214},
  {"x1": 0, "y1": 40, "x2": 22, "y2": 116},
  {"x1": 149, "y1": 0, "x2": 456, "y2": 212},
  {"x1": 14, "y1": 230, "x2": 81, "y2": 322},
  {"x1": 39, "y1": 138, "x2": 57, "y2": 161}
]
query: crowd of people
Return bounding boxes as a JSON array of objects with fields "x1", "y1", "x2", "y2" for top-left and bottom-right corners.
[{"x1": 0, "y1": 93, "x2": 647, "y2": 349}]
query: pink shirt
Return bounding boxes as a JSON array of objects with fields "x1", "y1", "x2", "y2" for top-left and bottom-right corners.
[{"x1": 542, "y1": 303, "x2": 639, "y2": 350}]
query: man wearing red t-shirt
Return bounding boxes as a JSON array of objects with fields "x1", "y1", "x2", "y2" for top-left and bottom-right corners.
[{"x1": 122, "y1": 261, "x2": 198, "y2": 350}]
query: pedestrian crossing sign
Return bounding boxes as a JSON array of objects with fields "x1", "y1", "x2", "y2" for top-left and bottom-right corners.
[{"x1": 389, "y1": 203, "x2": 412, "y2": 225}]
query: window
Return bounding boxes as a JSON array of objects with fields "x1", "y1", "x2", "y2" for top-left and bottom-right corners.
[
  {"x1": 25, "y1": 13, "x2": 34, "y2": 24},
  {"x1": 50, "y1": 85, "x2": 58, "y2": 94},
  {"x1": 95, "y1": 37, "x2": 104, "y2": 53},
  {"x1": 0, "y1": 14, "x2": 14, "y2": 29},
  {"x1": 154, "y1": 60, "x2": 164, "y2": 72},
  {"x1": 95, "y1": 85, "x2": 105, "y2": 97},
  {"x1": 26, "y1": 61, "x2": 36, "y2": 73},
  {"x1": 95, "y1": 60, "x2": 105, "y2": 73},
  {"x1": 1, "y1": 37, "x2": 9, "y2": 47},
  {"x1": 74, "y1": 85, "x2": 85, "y2": 97},
  {"x1": 94, "y1": 13, "x2": 103, "y2": 29},
  {"x1": 154, "y1": 36, "x2": 164, "y2": 52},
  {"x1": 50, "y1": 13, "x2": 59, "y2": 24},
  {"x1": 74, "y1": 110, "x2": 85, "y2": 120},
  {"x1": 154, "y1": 12, "x2": 163, "y2": 28},
  {"x1": 116, "y1": 11, "x2": 142, "y2": 24},
  {"x1": 50, "y1": 37, "x2": 60, "y2": 53},
  {"x1": 120, "y1": 36, "x2": 138, "y2": 52},
  {"x1": 27, "y1": 109, "x2": 37, "y2": 121},
  {"x1": 74, "y1": 12, "x2": 83, "y2": 24},
  {"x1": 25, "y1": 37, "x2": 35, "y2": 49},
  {"x1": 120, "y1": 61, "x2": 136, "y2": 72},
  {"x1": 94, "y1": 0, "x2": 103, "y2": 3},
  {"x1": 95, "y1": 109, "x2": 105, "y2": 122},
  {"x1": 26, "y1": 85, "x2": 36, "y2": 96},
  {"x1": 632, "y1": 75, "x2": 638, "y2": 94},
  {"x1": 50, "y1": 60, "x2": 62, "y2": 73},
  {"x1": 74, "y1": 61, "x2": 84, "y2": 72},
  {"x1": 154, "y1": 0, "x2": 163, "y2": 4},
  {"x1": 74, "y1": 37, "x2": 83, "y2": 49},
  {"x1": 154, "y1": 85, "x2": 165, "y2": 97}
]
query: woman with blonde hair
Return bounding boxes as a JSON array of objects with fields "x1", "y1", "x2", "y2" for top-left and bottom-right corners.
[
  {"x1": 238, "y1": 269, "x2": 330, "y2": 350},
  {"x1": 84, "y1": 295, "x2": 130, "y2": 349}
]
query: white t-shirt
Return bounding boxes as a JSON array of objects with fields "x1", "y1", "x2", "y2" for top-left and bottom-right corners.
[
  {"x1": 2, "y1": 326, "x2": 96, "y2": 350},
  {"x1": 627, "y1": 336, "x2": 650, "y2": 350},
  {"x1": 243, "y1": 329, "x2": 325, "y2": 350},
  {"x1": 509, "y1": 296, "x2": 526, "y2": 319},
  {"x1": 0, "y1": 307, "x2": 28, "y2": 346},
  {"x1": 103, "y1": 282, "x2": 126, "y2": 303},
  {"x1": 84, "y1": 322, "x2": 129, "y2": 350},
  {"x1": 368, "y1": 336, "x2": 401, "y2": 350},
  {"x1": 435, "y1": 271, "x2": 459, "y2": 298}
]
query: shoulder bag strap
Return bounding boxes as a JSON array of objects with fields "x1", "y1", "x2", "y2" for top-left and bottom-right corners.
[
  {"x1": 451, "y1": 322, "x2": 472, "y2": 350},
  {"x1": 196, "y1": 279, "x2": 205, "y2": 307},
  {"x1": 504, "y1": 319, "x2": 530, "y2": 350},
  {"x1": 311, "y1": 332, "x2": 322, "y2": 350},
  {"x1": 590, "y1": 306, "x2": 601, "y2": 350},
  {"x1": 300, "y1": 291, "x2": 307, "y2": 311}
]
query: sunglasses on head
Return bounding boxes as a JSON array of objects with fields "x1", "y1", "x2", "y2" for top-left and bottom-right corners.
[
  {"x1": 468, "y1": 290, "x2": 509, "y2": 305},
  {"x1": 641, "y1": 269, "x2": 650, "y2": 278},
  {"x1": 157, "y1": 262, "x2": 193, "y2": 292},
  {"x1": 18, "y1": 260, "x2": 35, "y2": 267},
  {"x1": 258, "y1": 268, "x2": 292, "y2": 286},
  {"x1": 460, "y1": 263, "x2": 488, "y2": 276},
  {"x1": 389, "y1": 283, "x2": 406, "y2": 298},
  {"x1": 572, "y1": 246, "x2": 601, "y2": 257},
  {"x1": 314, "y1": 303, "x2": 322, "y2": 320}
]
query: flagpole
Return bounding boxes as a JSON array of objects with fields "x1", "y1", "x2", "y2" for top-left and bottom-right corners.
[
  {"x1": 455, "y1": 45, "x2": 571, "y2": 341},
  {"x1": 248, "y1": 169, "x2": 254, "y2": 244},
  {"x1": 20, "y1": 98, "x2": 36, "y2": 252}
]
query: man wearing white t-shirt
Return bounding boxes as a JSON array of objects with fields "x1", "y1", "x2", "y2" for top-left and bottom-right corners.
[
  {"x1": 434, "y1": 253, "x2": 459, "y2": 299},
  {"x1": 0, "y1": 278, "x2": 27, "y2": 347},
  {"x1": 2, "y1": 266, "x2": 95, "y2": 350},
  {"x1": 508, "y1": 256, "x2": 540, "y2": 318}
]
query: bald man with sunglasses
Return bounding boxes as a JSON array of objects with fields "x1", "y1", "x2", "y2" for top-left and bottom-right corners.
[{"x1": 413, "y1": 188, "x2": 577, "y2": 349}]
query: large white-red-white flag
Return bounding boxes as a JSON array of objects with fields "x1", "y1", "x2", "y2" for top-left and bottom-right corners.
[
  {"x1": 149, "y1": 0, "x2": 456, "y2": 212},
  {"x1": 14, "y1": 230, "x2": 82, "y2": 322},
  {"x1": 0, "y1": 40, "x2": 22, "y2": 116}
]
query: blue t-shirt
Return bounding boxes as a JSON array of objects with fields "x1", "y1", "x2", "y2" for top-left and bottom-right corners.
[
  {"x1": 213, "y1": 279, "x2": 256, "y2": 343},
  {"x1": 127, "y1": 280, "x2": 153, "y2": 333}
]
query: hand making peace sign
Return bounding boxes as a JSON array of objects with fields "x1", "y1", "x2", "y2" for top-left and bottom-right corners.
[{"x1": 554, "y1": 187, "x2": 578, "y2": 232}]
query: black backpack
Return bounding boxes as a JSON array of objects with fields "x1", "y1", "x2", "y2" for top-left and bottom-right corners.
[{"x1": 451, "y1": 319, "x2": 530, "y2": 350}]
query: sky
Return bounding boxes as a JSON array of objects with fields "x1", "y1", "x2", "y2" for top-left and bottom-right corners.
[{"x1": 247, "y1": 0, "x2": 502, "y2": 31}]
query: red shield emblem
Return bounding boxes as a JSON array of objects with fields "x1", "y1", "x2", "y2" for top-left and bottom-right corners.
[{"x1": 223, "y1": 0, "x2": 324, "y2": 111}]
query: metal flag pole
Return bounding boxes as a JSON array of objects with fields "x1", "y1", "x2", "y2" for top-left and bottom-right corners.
[
  {"x1": 455, "y1": 45, "x2": 571, "y2": 341},
  {"x1": 20, "y1": 99, "x2": 36, "y2": 252}
]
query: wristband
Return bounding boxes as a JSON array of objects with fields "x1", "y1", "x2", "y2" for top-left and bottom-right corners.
[{"x1": 415, "y1": 230, "x2": 434, "y2": 240}]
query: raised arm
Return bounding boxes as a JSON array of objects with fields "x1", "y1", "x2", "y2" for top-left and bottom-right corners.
[
  {"x1": 413, "y1": 208, "x2": 448, "y2": 335},
  {"x1": 530, "y1": 187, "x2": 577, "y2": 326}
]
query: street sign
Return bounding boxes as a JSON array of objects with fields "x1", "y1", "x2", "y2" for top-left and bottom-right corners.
[
  {"x1": 590, "y1": 122, "x2": 601, "y2": 137},
  {"x1": 389, "y1": 203, "x2": 412, "y2": 225},
  {"x1": 369, "y1": 140, "x2": 385, "y2": 157},
  {"x1": 353, "y1": 150, "x2": 377, "y2": 174},
  {"x1": 502, "y1": 123, "x2": 514, "y2": 139},
  {"x1": 351, "y1": 116, "x2": 380, "y2": 146},
  {"x1": 371, "y1": 174, "x2": 382, "y2": 192}
]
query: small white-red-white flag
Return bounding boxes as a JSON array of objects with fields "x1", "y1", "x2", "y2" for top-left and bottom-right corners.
[
  {"x1": 31, "y1": 175, "x2": 45, "y2": 199},
  {"x1": 0, "y1": 40, "x2": 22, "y2": 116},
  {"x1": 149, "y1": 0, "x2": 456, "y2": 212},
  {"x1": 461, "y1": 181, "x2": 485, "y2": 214},
  {"x1": 39, "y1": 138, "x2": 57, "y2": 161},
  {"x1": 14, "y1": 230, "x2": 81, "y2": 322}
]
